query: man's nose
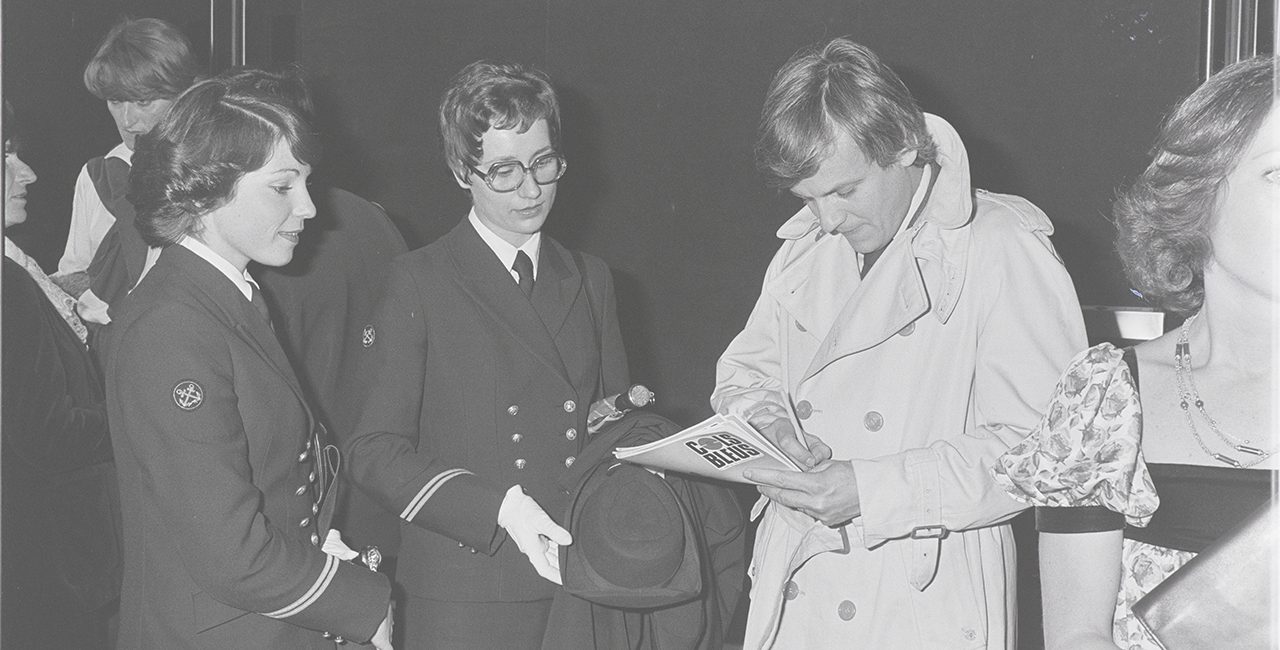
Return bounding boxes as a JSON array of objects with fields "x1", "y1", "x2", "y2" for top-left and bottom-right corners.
[{"x1": 812, "y1": 198, "x2": 843, "y2": 233}]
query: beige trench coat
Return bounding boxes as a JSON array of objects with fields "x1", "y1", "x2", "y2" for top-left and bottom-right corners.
[{"x1": 712, "y1": 115, "x2": 1087, "y2": 649}]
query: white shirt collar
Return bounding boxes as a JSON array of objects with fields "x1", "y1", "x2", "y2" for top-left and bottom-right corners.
[
  {"x1": 107, "y1": 142, "x2": 133, "y2": 164},
  {"x1": 468, "y1": 209, "x2": 541, "y2": 281},
  {"x1": 178, "y1": 236, "x2": 259, "y2": 301}
]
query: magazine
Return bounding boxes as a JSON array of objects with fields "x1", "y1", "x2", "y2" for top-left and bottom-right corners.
[{"x1": 613, "y1": 413, "x2": 804, "y2": 484}]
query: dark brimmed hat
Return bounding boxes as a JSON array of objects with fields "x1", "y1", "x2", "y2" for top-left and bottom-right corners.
[{"x1": 558, "y1": 413, "x2": 703, "y2": 608}]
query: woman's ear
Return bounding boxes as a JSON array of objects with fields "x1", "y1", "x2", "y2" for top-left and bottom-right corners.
[{"x1": 454, "y1": 171, "x2": 470, "y2": 190}]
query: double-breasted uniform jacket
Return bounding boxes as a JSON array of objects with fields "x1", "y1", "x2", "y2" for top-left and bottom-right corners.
[
  {"x1": 103, "y1": 245, "x2": 391, "y2": 649},
  {"x1": 343, "y1": 218, "x2": 629, "y2": 604},
  {"x1": 712, "y1": 114, "x2": 1087, "y2": 649}
]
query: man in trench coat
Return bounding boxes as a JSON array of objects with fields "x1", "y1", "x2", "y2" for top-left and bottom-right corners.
[{"x1": 711, "y1": 38, "x2": 1086, "y2": 648}]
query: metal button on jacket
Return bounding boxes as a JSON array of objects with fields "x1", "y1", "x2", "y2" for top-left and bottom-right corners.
[
  {"x1": 310, "y1": 532, "x2": 320, "y2": 546},
  {"x1": 308, "y1": 470, "x2": 317, "y2": 483},
  {"x1": 795, "y1": 400, "x2": 813, "y2": 420},
  {"x1": 511, "y1": 433, "x2": 523, "y2": 443},
  {"x1": 838, "y1": 600, "x2": 857, "y2": 621},
  {"x1": 783, "y1": 581, "x2": 799, "y2": 600},
  {"x1": 563, "y1": 399, "x2": 576, "y2": 413},
  {"x1": 311, "y1": 502, "x2": 320, "y2": 515},
  {"x1": 295, "y1": 485, "x2": 307, "y2": 496},
  {"x1": 564, "y1": 456, "x2": 575, "y2": 468},
  {"x1": 297, "y1": 450, "x2": 309, "y2": 463},
  {"x1": 507, "y1": 405, "x2": 519, "y2": 416},
  {"x1": 299, "y1": 517, "x2": 311, "y2": 528},
  {"x1": 565, "y1": 428, "x2": 577, "y2": 441},
  {"x1": 514, "y1": 458, "x2": 527, "y2": 470},
  {"x1": 863, "y1": 411, "x2": 884, "y2": 432}
]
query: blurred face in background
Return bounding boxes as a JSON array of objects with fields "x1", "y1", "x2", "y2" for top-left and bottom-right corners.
[
  {"x1": 4, "y1": 139, "x2": 37, "y2": 227},
  {"x1": 108, "y1": 97, "x2": 174, "y2": 150}
]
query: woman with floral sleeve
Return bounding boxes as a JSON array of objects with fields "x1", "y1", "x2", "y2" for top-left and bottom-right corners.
[{"x1": 994, "y1": 54, "x2": 1278, "y2": 649}]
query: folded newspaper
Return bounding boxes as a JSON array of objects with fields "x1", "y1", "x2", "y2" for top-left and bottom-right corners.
[{"x1": 613, "y1": 413, "x2": 803, "y2": 484}]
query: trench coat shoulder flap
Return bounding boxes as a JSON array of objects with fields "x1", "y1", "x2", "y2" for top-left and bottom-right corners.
[{"x1": 440, "y1": 221, "x2": 577, "y2": 386}]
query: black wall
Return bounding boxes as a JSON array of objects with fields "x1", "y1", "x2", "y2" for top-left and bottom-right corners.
[{"x1": 295, "y1": 0, "x2": 1203, "y2": 423}]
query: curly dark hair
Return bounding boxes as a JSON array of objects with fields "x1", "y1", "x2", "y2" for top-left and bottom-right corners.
[
  {"x1": 128, "y1": 68, "x2": 320, "y2": 248},
  {"x1": 438, "y1": 60, "x2": 561, "y2": 183},
  {"x1": 1114, "y1": 55, "x2": 1276, "y2": 314}
]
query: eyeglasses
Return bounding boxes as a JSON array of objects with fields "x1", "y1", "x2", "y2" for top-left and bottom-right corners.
[{"x1": 466, "y1": 153, "x2": 567, "y2": 193}]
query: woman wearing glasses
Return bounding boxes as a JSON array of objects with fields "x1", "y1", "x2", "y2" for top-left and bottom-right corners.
[{"x1": 341, "y1": 60, "x2": 630, "y2": 649}]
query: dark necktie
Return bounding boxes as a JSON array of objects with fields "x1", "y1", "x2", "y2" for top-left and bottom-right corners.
[
  {"x1": 250, "y1": 283, "x2": 273, "y2": 328},
  {"x1": 513, "y1": 250, "x2": 534, "y2": 297}
]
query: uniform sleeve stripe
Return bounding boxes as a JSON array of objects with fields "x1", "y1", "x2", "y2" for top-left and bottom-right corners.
[
  {"x1": 263, "y1": 554, "x2": 338, "y2": 619},
  {"x1": 400, "y1": 468, "x2": 473, "y2": 521}
]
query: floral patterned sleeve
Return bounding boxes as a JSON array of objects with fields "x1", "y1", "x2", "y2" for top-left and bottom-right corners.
[{"x1": 992, "y1": 343, "x2": 1159, "y2": 527}]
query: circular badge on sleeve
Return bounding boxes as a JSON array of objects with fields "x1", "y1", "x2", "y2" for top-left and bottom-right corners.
[
  {"x1": 173, "y1": 380, "x2": 204, "y2": 411},
  {"x1": 361, "y1": 325, "x2": 376, "y2": 348}
]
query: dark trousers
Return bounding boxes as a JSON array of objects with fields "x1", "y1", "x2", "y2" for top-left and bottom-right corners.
[{"x1": 403, "y1": 596, "x2": 552, "y2": 650}]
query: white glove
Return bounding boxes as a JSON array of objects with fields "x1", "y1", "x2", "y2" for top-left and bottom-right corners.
[
  {"x1": 321, "y1": 529, "x2": 359, "y2": 561},
  {"x1": 497, "y1": 485, "x2": 572, "y2": 585}
]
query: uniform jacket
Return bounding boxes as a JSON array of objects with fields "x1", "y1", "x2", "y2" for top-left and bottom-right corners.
[
  {"x1": 711, "y1": 114, "x2": 1086, "y2": 649},
  {"x1": 256, "y1": 186, "x2": 410, "y2": 556},
  {"x1": 103, "y1": 245, "x2": 391, "y2": 649},
  {"x1": 343, "y1": 218, "x2": 629, "y2": 603}
]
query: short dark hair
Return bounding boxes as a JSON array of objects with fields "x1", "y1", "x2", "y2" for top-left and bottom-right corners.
[
  {"x1": 129, "y1": 69, "x2": 321, "y2": 247},
  {"x1": 1113, "y1": 55, "x2": 1276, "y2": 314},
  {"x1": 438, "y1": 60, "x2": 561, "y2": 181},
  {"x1": 756, "y1": 38, "x2": 935, "y2": 189},
  {"x1": 83, "y1": 17, "x2": 199, "y2": 101}
]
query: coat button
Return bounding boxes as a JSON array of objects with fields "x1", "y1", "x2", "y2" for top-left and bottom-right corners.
[
  {"x1": 837, "y1": 600, "x2": 857, "y2": 621},
  {"x1": 783, "y1": 581, "x2": 799, "y2": 600},
  {"x1": 299, "y1": 517, "x2": 311, "y2": 528},
  {"x1": 563, "y1": 400, "x2": 576, "y2": 413},
  {"x1": 310, "y1": 532, "x2": 320, "y2": 546},
  {"x1": 511, "y1": 433, "x2": 523, "y2": 443},
  {"x1": 295, "y1": 485, "x2": 308, "y2": 496},
  {"x1": 565, "y1": 428, "x2": 577, "y2": 441},
  {"x1": 308, "y1": 470, "x2": 317, "y2": 483},
  {"x1": 897, "y1": 321, "x2": 916, "y2": 336},
  {"x1": 305, "y1": 438, "x2": 312, "y2": 451},
  {"x1": 312, "y1": 502, "x2": 320, "y2": 515},
  {"x1": 508, "y1": 405, "x2": 519, "y2": 416},
  {"x1": 564, "y1": 456, "x2": 575, "y2": 468},
  {"x1": 863, "y1": 411, "x2": 883, "y2": 431},
  {"x1": 514, "y1": 458, "x2": 527, "y2": 470},
  {"x1": 298, "y1": 450, "x2": 308, "y2": 463},
  {"x1": 795, "y1": 401, "x2": 813, "y2": 420}
]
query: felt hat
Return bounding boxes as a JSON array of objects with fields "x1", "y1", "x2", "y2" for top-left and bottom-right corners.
[{"x1": 558, "y1": 413, "x2": 703, "y2": 608}]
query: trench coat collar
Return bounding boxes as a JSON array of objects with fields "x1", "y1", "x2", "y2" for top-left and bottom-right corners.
[
  {"x1": 154, "y1": 244, "x2": 311, "y2": 410},
  {"x1": 442, "y1": 219, "x2": 577, "y2": 387},
  {"x1": 767, "y1": 114, "x2": 977, "y2": 381}
]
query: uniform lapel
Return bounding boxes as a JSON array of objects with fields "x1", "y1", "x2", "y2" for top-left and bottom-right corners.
[
  {"x1": 443, "y1": 222, "x2": 572, "y2": 385},
  {"x1": 529, "y1": 238, "x2": 579, "y2": 340},
  {"x1": 163, "y1": 246, "x2": 311, "y2": 408}
]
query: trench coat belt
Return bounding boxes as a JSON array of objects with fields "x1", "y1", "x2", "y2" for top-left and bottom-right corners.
[{"x1": 903, "y1": 448, "x2": 944, "y2": 591}]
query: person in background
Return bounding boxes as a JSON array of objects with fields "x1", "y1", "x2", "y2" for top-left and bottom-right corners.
[
  {"x1": 2, "y1": 99, "x2": 119, "y2": 649},
  {"x1": 994, "y1": 54, "x2": 1278, "y2": 649},
  {"x1": 711, "y1": 38, "x2": 1086, "y2": 648},
  {"x1": 102, "y1": 70, "x2": 393, "y2": 648},
  {"x1": 342, "y1": 60, "x2": 629, "y2": 649},
  {"x1": 52, "y1": 17, "x2": 198, "y2": 326}
]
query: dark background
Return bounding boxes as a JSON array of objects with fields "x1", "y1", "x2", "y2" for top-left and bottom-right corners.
[{"x1": 3, "y1": 1, "x2": 1213, "y2": 647}]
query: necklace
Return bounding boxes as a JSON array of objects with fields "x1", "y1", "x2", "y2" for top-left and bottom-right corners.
[{"x1": 1173, "y1": 313, "x2": 1270, "y2": 468}]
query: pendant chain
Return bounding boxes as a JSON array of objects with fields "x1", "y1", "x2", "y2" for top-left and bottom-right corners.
[{"x1": 1173, "y1": 313, "x2": 1270, "y2": 468}]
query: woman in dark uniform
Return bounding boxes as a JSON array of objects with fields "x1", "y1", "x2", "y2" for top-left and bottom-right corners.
[{"x1": 102, "y1": 70, "x2": 394, "y2": 649}]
